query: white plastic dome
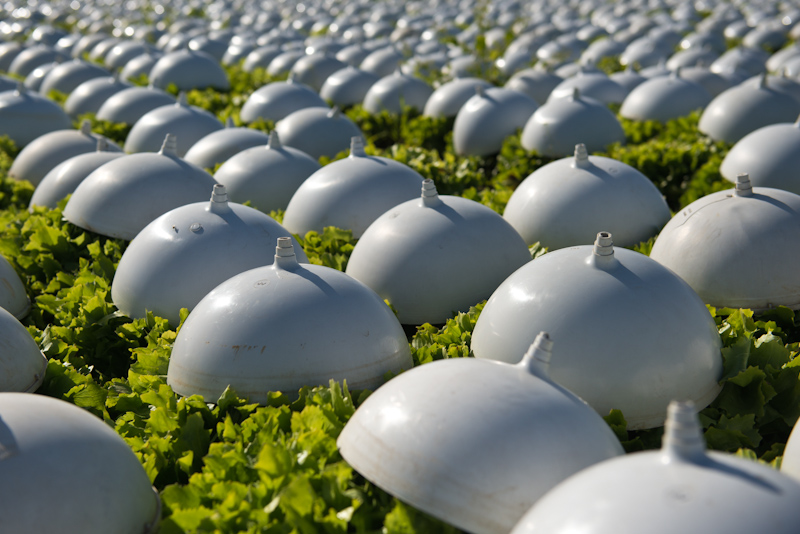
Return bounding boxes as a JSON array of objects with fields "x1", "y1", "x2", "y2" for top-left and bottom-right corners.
[
  {"x1": 63, "y1": 134, "x2": 218, "y2": 240},
  {"x1": 719, "y1": 118, "x2": 800, "y2": 194},
  {"x1": 0, "y1": 254, "x2": 30, "y2": 319},
  {"x1": 0, "y1": 392, "x2": 160, "y2": 532},
  {"x1": 0, "y1": 306, "x2": 46, "y2": 391},
  {"x1": 362, "y1": 70, "x2": 433, "y2": 114},
  {"x1": 512, "y1": 401, "x2": 800, "y2": 534},
  {"x1": 124, "y1": 93, "x2": 224, "y2": 157},
  {"x1": 63, "y1": 75, "x2": 131, "y2": 119},
  {"x1": 504, "y1": 68, "x2": 564, "y2": 104},
  {"x1": 609, "y1": 68, "x2": 648, "y2": 93},
  {"x1": 0, "y1": 85, "x2": 72, "y2": 148},
  {"x1": 119, "y1": 53, "x2": 161, "y2": 82},
  {"x1": 547, "y1": 71, "x2": 628, "y2": 105},
  {"x1": 423, "y1": 77, "x2": 494, "y2": 118},
  {"x1": 274, "y1": 106, "x2": 362, "y2": 160},
  {"x1": 39, "y1": 59, "x2": 109, "y2": 97},
  {"x1": 24, "y1": 62, "x2": 58, "y2": 92},
  {"x1": 282, "y1": 137, "x2": 424, "y2": 238},
  {"x1": 471, "y1": 232, "x2": 723, "y2": 429},
  {"x1": 620, "y1": 69, "x2": 712, "y2": 122},
  {"x1": 30, "y1": 137, "x2": 124, "y2": 208},
  {"x1": 675, "y1": 66, "x2": 733, "y2": 98},
  {"x1": 337, "y1": 332, "x2": 624, "y2": 534},
  {"x1": 503, "y1": 144, "x2": 671, "y2": 249},
  {"x1": 149, "y1": 49, "x2": 230, "y2": 91},
  {"x1": 782, "y1": 416, "x2": 800, "y2": 481},
  {"x1": 213, "y1": 131, "x2": 321, "y2": 213},
  {"x1": 346, "y1": 179, "x2": 531, "y2": 324},
  {"x1": 112, "y1": 185, "x2": 308, "y2": 325},
  {"x1": 359, "y1": 46, "x2": 405, "y2": 77},
  {"x1": 319, "y1": 66, "x2": 380, "y2": 108},
  {"x1": 266, "y1": 50, "x2": 306, "y2": 77},
  {"x1": 242, "y1": 45, "x2": 283, "y2": 72},
  {"x1": 96, "y1": 85, "x2": 176, "y2": 125},
  {"x1": 521, "y1": 89, "x2": 626, "y2": 157},
  {"x1": 699, "y1": 73, "x2": 800, "y2": 144},
  {"x1": 183, "y1": 120, "x2": 270, "y2": 170},
  {"x1": 453, "y1": 86, "x2": 539, "y2": 157},
  {"x1": 9, "y1": 120, "x2": 122, "y2": 187},
  {"x1": 167, "y1": 237, "x2": 412, "y2": 402},
  {"x1": 650, "y1": 173, "x2": 800, "y2": 311},
  {"x1": 8, "y1": 44, "x2": 64, "y2": 78},
  {"x1": 289, "y1": 52, "x2": 348, "y2": 92},
  {"x1": 239, "y1": 77, "x2": 327, "y2": 124}
]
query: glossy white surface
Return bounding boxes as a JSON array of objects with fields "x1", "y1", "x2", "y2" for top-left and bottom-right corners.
[
  {"x1": 167, "y1": 237, "x2": 412, "y2": 402},
  {"x1": 338, "y1": 332, "x2": 624, "y2": 534}
]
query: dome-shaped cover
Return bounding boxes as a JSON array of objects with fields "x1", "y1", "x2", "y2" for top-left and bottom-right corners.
[
  {"x1": 675, "y1": 66, "x2": 733, "y2": 98},
  {"x1": 319, "y1": 66, "x2": 380, "y2": 108},
  {"x1": 8, "y1": 44, "x2": 64, "y2": 78},
  {"x1": 767, "y1": 43, "x2": 800, "y2": 73},
  {"x1": 453, "y1": 86, "x2": 539, "y2": 157},
  {"x1": 283, "y1": 137, "x2": 424, "y2": 238},
  {"x1": 0, "y1": 84, "x2": 73, "y2": 148},
  {"x1": 243, "y1": 45, "x2": 283, "y2": 72},
  {"x1": 104, "y1": 40, "x2": 152, "y2": 70},
  {"x1": 471, "y1": 232, "x2": 723, "y2": 429},
  {"x1": 64, "y1": 134, "x2": 218, "y2": 240},
  {"x1": 240, "y1": 77, "x2": 327, "y2": 124},
  {"x1": 710, "y1": 46, "x2": 767, "y2": 79},
  {"x1": 359, "y1": 46, "x2": 405, "y2": 78},
  {"x1": 39, "y1": 59, "x2": 109, "y2": 97},
  {"x1": 112, "y1": 185, "x2": 308, "y2": 325},
  {"x1": 699, "y1": 73, "x2": 800, "y2": 144},
  {"x1": 362, "y1": 70, "x2": 433, "y2": 114},
  {"x1": 620, "y1": 69, "x2": 712, "y2": 122},
  {"x1": 503, "y1": 144, "x2": 671, "y2": 250},
  {"x1": 119, "y1": 53, "x2": 161, "y2": 82},
  {"x1": 124, "y1": 93, "x2": 224, "y2": 157},
  {"x1": 505, "y1": 68, "x2": 564, "y2": 105},
  {"x1": 338, "y1": 332, "x2": 624, "y2": 534},
  {"x1": 289, "y1": 52, "x2": 348, "y2": 92},
  {"x1": 741, "y1": 72, "x2": 800, "y2": 104},
  {"x1": 167, "y1": 237, "x2": 412, "y2": 402},
  {"x1": 609, "y1": 68, "x2": 647, "y2": 93},
  {"x1": 9, "y1": 120, "x2": 122, "y2": 187},
  {"x1": 183, "y1": 120, "x2": 270, "y2": 170},
  {"x1": 24, "y1": 62, "x2": 58, "y2": 92},
  {"x1": 63, "y1": 75, "x2": 132, "y2": 119},
  {"x1": 720, "y1": 119, "x2": 800, "y2": 194},
  {"x1": 346, "y1": 179, "x2": 531, "y2": 325},
  {"x1": 0, "y1": 254, "x2": 30, "y2": 320},
  {"x1": 30, "y1": 137, "x2": 123, "y2": 208},
  {"x1": 149, "y1": 49, "x2": 230, "y2": 91},
  {"x1": 267, "y1": 50, "x2": 306, "y2": 77},
  {"x1": 547, "y1": 71, "x2": 628, "y2": 105},
  {"x1": 521, "y1": 89, "x2": 626, "y2": 157},
  {"x1": 0, "y1": 306, "x2": 46, "y2": 391},
  {"x1": 650, "y1": 174, "x2": 800, "y2": 311},
  {"x1": 0, "y1": 392, "x2": 160, "y2": 532},
  {"x1": 423, "y1": 77, "x2": 494, "y2": 118},
  {"x1": 781, "y1": 415, "x2": 800, "y2": 481},
  {"x1": 0, "y1": 42, "x2": 23, "y2": 72},
  {"x1": 512, "y1": 401, "x2": 800, "y2": 534},
  {"x1": 274, "y1": 106, "x2": 362, "y2": 160},
  {"x1": 214, "y1": 131, "x2": 320, "y2": 213},
  {"x1": 96, "y1": 85, "x2": 176, "y2": 125}
]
